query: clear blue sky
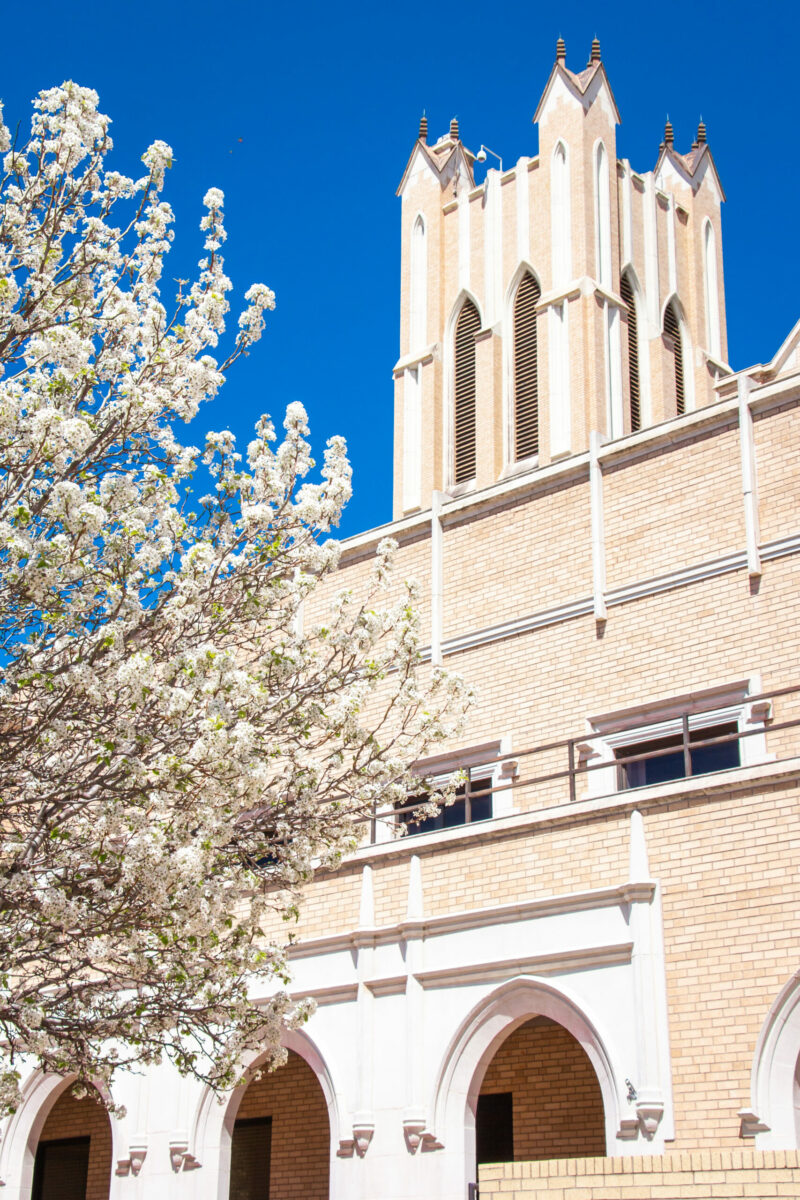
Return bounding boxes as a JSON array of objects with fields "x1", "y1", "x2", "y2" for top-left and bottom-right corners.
[{"x1": 2, "y1": 0, "x2": 797, "y2": 536}]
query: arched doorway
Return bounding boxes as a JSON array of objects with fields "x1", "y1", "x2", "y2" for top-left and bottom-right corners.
[
  {"x1": 230, "y1": 1049, "x2": 330, "y2": 1200},
  {"x1": 30, "y1": 1084, "x2": 112, "y2": 1200},
  {"x1": 475, "y1": 1016, "x2": 606, "y2": 1166}
]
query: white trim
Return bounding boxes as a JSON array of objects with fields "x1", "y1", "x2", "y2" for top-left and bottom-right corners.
[
  {"x1": 402, "y1": 365, "x2": 422, "y2": 512},
  {"x1": 548, "y1": 300, "x2": 571, "y2": 456},
  {"x1": 458, "y1": 187, "x2": 470, "y2": 291},
  {"x1": 738, "y1": 374, "x2": 762, "y2": 577}
]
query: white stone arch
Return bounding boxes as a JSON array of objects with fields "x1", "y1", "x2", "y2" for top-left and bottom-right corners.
[
  {"x1": 188, "y1": 1027, "x2": 343, "y2": 1200},
  {"x1": 748, "y1": 970, "x2": 800, "y2": 1149},
  {"x1": 620, "y1": 264, "x2": 653, "y2": 427},
  {"x1": 702, "y1": 217, "x2": 722, "y2": 361},
  {"x1": 429, "y1": 976, "x2": 625, "y2": 1190},
  {"x1": 0, "y1": 1068, "x2": 122, "y2": 1198},
  {"x1": 660, "y1": 292, "x2": 696, "y2": 412},
  {"x1": 551, "y1": 139, "x2": 572, "y2": 288},
  {"x1": 443, "y1": 289, "x2": 484, "y2": 490},
  {"x1": 409, "y1": 212, "x2": 428, "y2": 352},
  {"x1": 502, "y1": 262, "x2": 543, "y2": 467}
]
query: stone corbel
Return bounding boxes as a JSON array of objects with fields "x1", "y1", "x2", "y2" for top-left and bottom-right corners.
[
  {"x1": 115, "y1": 1141, "x2": 147, "y2": 1177},
  {"x1": 499, "y1": 758, "x2": 519, "y2": 780},
  {"x1": 168, "y1": 1138, "x2": 201, "y2": 1172},
  {"x1": 635, "y1": 1090, "x2": 664, "y2": 1139},
  {"x1": 352, "y1": 1118, "x2": 374, "y2": 1157},
  {"x1": 402, "y1": 1114, "x2": 442, "y2": 1153},
  {"x1": 738, "y1": 1108, "x2": 770, "y2": 1137}
]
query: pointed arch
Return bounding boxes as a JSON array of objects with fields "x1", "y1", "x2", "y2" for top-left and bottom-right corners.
[
  {"x1": 511, "y1": 269, "x2": 542, "y2": 460},
  {"x1": 189, "y1": 1027, "x2": 344, "y2": 1200},
  {"x1": 594, "y1": 140, "x2": 612, "y2": 290},
  {"x1": 409, "y1": 213, "x2": 427, "y2": 351},
  {"x1": 451, "y1": 294, "x2": 481, "y2": 485},
  {"x1": 551, "y1": 140, "x2": 571, "y2": 288},
  {"x1": 703, "y1": 218, "x2": 721, "y2": 361},
  {"x1": 747, "y1": 971, "x2": 800, "y2": 1148},
  {"x1": 429, "y1": 976, "x2": 624, "y2": 1190},
  {"x1": 0, "y1": 1070, "x2": 121, "y2": 1199},
  {"x1": 662, "y1": 295, "x2": 693, "y2": 415}
]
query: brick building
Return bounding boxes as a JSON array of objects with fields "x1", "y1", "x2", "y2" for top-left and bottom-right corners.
[{"x1": 4, "y1": 37, "x2": 800, "y2": 1200}]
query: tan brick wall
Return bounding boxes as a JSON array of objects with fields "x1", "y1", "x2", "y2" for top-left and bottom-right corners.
[
  {"x1": 480, "y1": 1018, "x2": 605, "y2": 1160},
  {"x1": 234, "y1": 1050, "x2": 329, "y2": 1200},
  {"x1": 478, "y1": 1148, "x2": 800, "y2": 1199},
  {"x1": 37, "y1": 1085, "x2": 112, "y2": 1200}
]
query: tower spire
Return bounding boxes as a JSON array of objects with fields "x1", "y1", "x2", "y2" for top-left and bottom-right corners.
[
  {"x1": 556, "y1": 35, "x2": 566, "y2": 63},
  {"x1": 418, "y1": 111, "x2": 428, "y2": 143},
  {"x1": 449, "y1": 116, "x2": 459, "y2": 142},
  {"x1": 590, "y1": 36, "x2": 601, "y2": 63},
  {"x1": 697, "y1": 116, "x2": 707, "y2": 144},
  {"x1": 664, "y1": 115, "x2": 674, "y2": 147}
]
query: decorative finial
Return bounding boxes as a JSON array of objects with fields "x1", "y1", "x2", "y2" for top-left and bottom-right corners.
[
  {"x1": 556, "y1": 36, "x2": 566, "y2": 62},
  {"x1": 590, "y1": 36, "x2": 601, "y2": 63},
  {"x1": 449, "y1": 116, "x2": 459, "y2": 141},
  {"x1": 418, "y1": 111, "x2": 428, "y2": 143},
  {"x1": 664, "y1": 116, "x2": 674, "y2": 147},
  {"x1": 697, "y1": 116, "x2": 707, "y2": 144}
]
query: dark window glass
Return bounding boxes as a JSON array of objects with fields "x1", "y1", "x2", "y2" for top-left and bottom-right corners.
[
  {"x1": 476, "y1": 1092, "x2": 514, "y2": 1165},
  {"x1": 32, "y1": 1137, "x2": 90, "y2": 1200},
  {"x1": 617, "y1": 722, "x2": 740, "y2": 789},
  {"x1": 398, "y1": 777, "x2": 492, "y2": 837},
  {"x1": 230, "y1": 1116, "x2": 272, "y2": 1200}
]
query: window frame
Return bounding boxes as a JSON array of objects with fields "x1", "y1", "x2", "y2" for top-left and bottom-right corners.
[
  {"x1": 386, "y1": 740, "x2": 514, "y2": 845},
  {"x1": 580, "y1": 680, "x2": 772, "y2": 799}
]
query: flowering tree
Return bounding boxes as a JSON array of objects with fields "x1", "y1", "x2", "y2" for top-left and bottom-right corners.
[{"x1": 0, "y1": 83, "x2": 467, "y2": 1115}]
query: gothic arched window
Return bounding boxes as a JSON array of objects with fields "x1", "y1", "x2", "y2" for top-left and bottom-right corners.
[
  {"x1": 664, "y1": 300, "x2": 685, "y2": 416},
  {"x1": 453, "y1": 300, "x2": 480, "y2": 484},
  {"x1": 513, "y1": 273, "x2": 541, "y2": 459},
  {"x1": 620, "y1": 272, "x2": 641, "y2": 432}
]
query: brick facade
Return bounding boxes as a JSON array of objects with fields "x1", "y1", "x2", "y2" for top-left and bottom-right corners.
[{"x1": 479, "y1": 1018, "x2": 605, "y2": 1160}]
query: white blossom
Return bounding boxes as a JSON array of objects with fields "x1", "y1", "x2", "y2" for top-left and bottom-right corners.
[{"x1": 0, "y1": 82, "x2": 470, "y2": 1116}]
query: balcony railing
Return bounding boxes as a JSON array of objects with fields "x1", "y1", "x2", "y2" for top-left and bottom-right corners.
[{"x1": 370, "y1": 683, "x2": 800, "y2": 845}]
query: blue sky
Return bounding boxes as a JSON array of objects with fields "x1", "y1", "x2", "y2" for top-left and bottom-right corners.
[{"x1": 2, "y1": 0, "x2": 797, "y2": 536}]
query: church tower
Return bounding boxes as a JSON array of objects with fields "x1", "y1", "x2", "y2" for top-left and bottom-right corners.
[{"x1": 393, "y1": 39, "x2": 728, "y2": 518}]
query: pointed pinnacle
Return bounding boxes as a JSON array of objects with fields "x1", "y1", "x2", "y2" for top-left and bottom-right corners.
[{"x1": 419, "y1": 111, "x2": 428, "y2": 143}]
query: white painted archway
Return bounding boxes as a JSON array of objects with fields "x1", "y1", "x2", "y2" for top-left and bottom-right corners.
[
  {"x1": 189, "y1": 1027, "x2": 343, "y2": 1200},
  {"x1": 748, "y1": 970, "x2": 800, "y2": 1148},
  {"x1": 429, "y1": 976, "x2": 625, "y2": 1193},
  {"x1": 0, "y1": 1069, "x2": 121, "y2": 1198}
]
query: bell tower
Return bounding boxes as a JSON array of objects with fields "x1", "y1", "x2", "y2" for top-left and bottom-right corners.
[{"x1": 392, "y1": 39, "x2": 728, "y2": 519}]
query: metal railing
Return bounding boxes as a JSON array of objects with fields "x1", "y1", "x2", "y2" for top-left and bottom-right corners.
[{"x1": 370, "y1": 684, "x2": 800, "y2": 844}]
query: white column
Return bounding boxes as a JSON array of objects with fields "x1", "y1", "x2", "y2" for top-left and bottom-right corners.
[
  {"x1": 738, "y1": 375, "x2": 762, "y2": 578},
  {"x1": 430, "y1": 491, "x2": 444, "y2": 665},
  {"x1": 402, "y1": 366, "x2": 422, "y2": 512},
  {"x1": 590, "y1": 432, "x2": 607, "y2": 621}
]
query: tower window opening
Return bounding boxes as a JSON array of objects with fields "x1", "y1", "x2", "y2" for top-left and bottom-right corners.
[
  {"x1": 513, "y1": 273, "x2": 541, "y2": 459},
  {"x1": 454, "y1": 300, "x2": 480, "y2": 483},
  {"x1": 620, "y1": 274, "x2": 641, "y2": 432},
  {"x1": 664, "y1": 301, "x2": 685, "y2": 415}
]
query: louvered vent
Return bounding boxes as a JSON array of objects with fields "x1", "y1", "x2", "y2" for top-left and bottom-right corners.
[
  {"x1": 664, "y1": 302, "x2": 685, "y2": 415},
  {"x1": 513, "y1": 273, "x2": 541, "y2": 459},
  {"x1": 454, "y1": 300, "x2": 480, "y2": 483},
  {"x1": 620, "y1": 274, "x2": 641, "y2": 432}
]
